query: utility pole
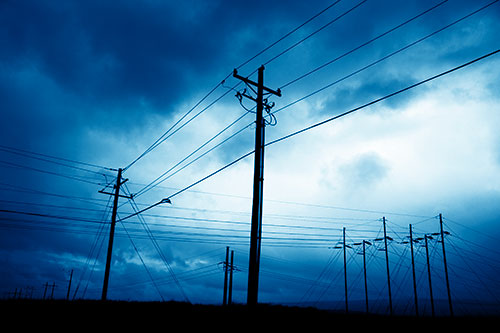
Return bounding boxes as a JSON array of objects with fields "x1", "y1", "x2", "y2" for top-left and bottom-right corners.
[
  {"x1": 50, "y1": 282, "x2": 56, "y2": 300},
  {"x1": 362, "y1": 240, "x2": 371, "y2": 314},
  {"x1": 409, "y1": 224, "x2": 419, "y2": 317},
  {"x1": 101, "y1": 168, "x2": 129, "y2": 301},
  {"x1": 66, "y1": 269, "x2": 73, "y2": 301},
  {"x1": 228, "y1": 250, "x2": 234, "y2": 305},
  {"x1": 43, "y1": 282, "x2": 48, "y2": 300},
  {"x1": 223, "y1": 246, "x2": 229, "y2": 306},
  {"x1": 439, "y1": 213, "x2": 453, "y2": 316},
  {"x1": 382, "y1": 217, "x2": 393, "y2": 315},
  {"x1": 343, "y1": 227, "x2": 348, "y2": 313},
  {"x1": 424, "y1": 234, "x2": 435, "y2": 317},
  {"x1": 233, "y1": 66, "x2": 281, "y2": 306}
]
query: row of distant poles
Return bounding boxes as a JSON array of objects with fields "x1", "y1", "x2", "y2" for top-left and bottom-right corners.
[{"x1": 338, "y1": 215, "x2": 453, "y2": 317}]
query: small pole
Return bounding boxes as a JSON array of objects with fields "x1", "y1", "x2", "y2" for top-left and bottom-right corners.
[
  {"x1": 425, "y1": 234, "x2": 435, "y2": 317},
  {"x1": 439, "y1": 213, "x2": 453, "y2": 316},
  {"x1": 50, "y1": 282, "x2": 56, "y2": 300},
  {"x1": 409, "y1": 224, "x2": 419, "y2": 317},
  {"x1": 223, "y1": 246, "x2": 229, "y2": 306},
  {"x1": 228, "y1": 250, "x2": 234, "y2": 305},
  {"x1": 66, "y1": 269, "x2": 73, "y2": 301},
  {"x1": 383, "y1": 217, "x2": 393, "y2": 315},
  {"x1": 343, "y1": 227, "x2": 348, "y2": 313},
  {"x1": 43, "y1": 282, "x2": 48, "y2": 300}
]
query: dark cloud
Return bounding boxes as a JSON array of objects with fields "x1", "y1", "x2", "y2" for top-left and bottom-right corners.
[{"x1": 1, "y1": 0, "x2": 499, "y2": 309}]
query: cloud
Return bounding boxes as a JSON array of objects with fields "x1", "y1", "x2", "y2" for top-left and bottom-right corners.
[{"x1": 338, "y1": 152, "x2": 389, "y2": 189}]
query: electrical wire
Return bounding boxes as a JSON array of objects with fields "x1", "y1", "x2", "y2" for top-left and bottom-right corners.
[
  {"x1": 123, "y1": 1, "x2": 345, "y2": 172},
  {"x1": 154, "y1": 49, "x2": 499, "y2": 206},
  {"x1": 279, "y1": 0, "x2": 449, "y2": 89},
  {"x1": 263, "y1": 0, "x2": 368, "y2": 67},
  {"x1": 274, "y1": 0, "x2": 499, "y2": 113}
]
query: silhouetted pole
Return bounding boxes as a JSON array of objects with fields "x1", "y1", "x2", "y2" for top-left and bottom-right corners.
[
  {"x1": 409, "y1": 224, "x2": 419, "y2": 317},
  {"x1": 383, "y1": 217, "x2": 393, "y2": 315},
  {"x1": 228, "y1": 250, "x2": 234, "y2": 305},
  {"x1": 43, "y1": 282, "x2": 48, "y2": 300},
  {"x1": 424, "y1": 234, "x2": 435, "y2": 317},
  {"x1": 223, "y1": 246, "x2": 229, "y2": 306},
  {"x1": 363, "y1": 240, "x2": 370, "y2": 314},
  {"x1": 50, "y1": 282, "x2": 56, "y2": 300},
  {"x1": 66, "y1": 269, "x2": 73, "y2": 301},
  {"x1": 439, "y1": 213, "x2": 453, "y2": 316},
  {"x1": 343, "y1": 227, "x2": 348, "y2": 313},
  {"x1": 101, "y1": 168, "x2": 123, "y2": 301},
  {"x1": 233, "y1": 66, "x2": 281, "y2": 306}
]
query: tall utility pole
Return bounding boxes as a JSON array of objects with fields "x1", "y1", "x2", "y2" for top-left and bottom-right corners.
[
  {"x1": 101, "y1": 168, "x2": 128, "y2": 301},
  {"x1": 382, "y1": 217, "x2": 393, "y2": 315},
  {"x1": 223, "y1": 246, "x2": 230, "y2": 306},
  {"x1": 409, "y1": 224, "x2": 419, "y2": 317},
  {"x1": 343, "y1": 227, "x2": 348, "y2": 313},
  {"x1": 362, "y1": 240, "x2": 371, "y2": 314},
  {"x1": 439, "y1": 213, "x2": 453, "y2": 316},
  {"x1": 228, "y1": 250, "x2": 234, "y2": 305},
  {"x1": 424, "y1": 234, "x2": 435, "y2": 317},
  {"x1": 233, "y1": 66, "x2": 281, "y2": 306}
]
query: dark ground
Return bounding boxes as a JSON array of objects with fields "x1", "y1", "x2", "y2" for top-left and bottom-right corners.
[{"x1": 1, "y1": 299, "x2": 498, "y2": 329}]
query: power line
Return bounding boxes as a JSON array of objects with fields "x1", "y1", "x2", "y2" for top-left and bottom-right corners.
[
  {"x1": 123, "y1": 1, "x2": 344, "y2": 172},
  {"x1": 0, "y1": 144, "x2": 116, "y2": 171},
  {"x1": 279, "y1": 0, "x2": 449, "y2": 89},
  {"x1": 265, "y1": 49, "x2": 500, "y2": 148},
  {"x1": 263, "y1": 0, "x2": 368, "y2": 67},
  {"x1": 133, "y1": 111, "x2": 253, "y2": 198},
  {"x1": 0, "y1": 159, "x2": 103, "y2": 186},
  {"x1": 274, "y1": 0, "x2": 499, "y2": 112},
  {"x1": 235, "y1": 0, "x2": 342, "y2": 70},
  {"x1": 154, "y1": 49, "x2": 499, "y2": 205}
]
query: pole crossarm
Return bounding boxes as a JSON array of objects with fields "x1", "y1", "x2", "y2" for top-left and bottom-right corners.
[{"x1": 233, "y1": 67, "x2": 282, "y2": 97}]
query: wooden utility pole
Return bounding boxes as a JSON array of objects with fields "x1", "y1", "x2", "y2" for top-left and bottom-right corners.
[
  {"x1": 439, "y1": 213, "x2": 453, "y2": 316},
  {"x1": 233, "y1": 66, "x2": 281, "y2": 305},
  {"x1": 66, "y1": 269, "x2": 73, "y2": 301},
  {"x1": 228, "y1": 250, "x2": 234, "y2": 305},
  {"x1": 424, "y1": 234, "x2": 435, "y2": 317},
  {"x1": 101, "y1": 168, "x2": 128, "y2": 301},
  {"x1": 362, "y1": 240, "x2": 371, "y2": 314},
  {"x1": 223, "y1": 246, "x2": 230, "y2": 306},
  {"x1": 343, "y1": 227, "x2": 348, "y2": 313},
  {"x1": 409, "y1": 224, "x2": 419, "y2": 317},
  {"x1": 43, "y1": 282, "x2": 48, "y2": 300},
  {"x1": 382, "y1": 217, "x2": 393, "y2": 315}
]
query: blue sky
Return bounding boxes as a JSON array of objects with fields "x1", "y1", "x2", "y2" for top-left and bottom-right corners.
[{"x1": 1, "y1": 0, "x2": 500, "y2": 314}]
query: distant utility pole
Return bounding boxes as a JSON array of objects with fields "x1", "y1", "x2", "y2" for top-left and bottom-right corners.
[
  {"x1": 233, "y1": 66, "x2": 281, "y2": 306},
  {"x1": 43, "y1": 282, "x2": 48, "y2": 300},
  {"x1": 439, "y1": 213, "x2": 453, "y2": 317},
  {"x1": 228, "y1": 250, "x2": 234, "y2": 305},
  {"x1": 409, "y1": 224, "x2": 419, "y2": 317},
  {"x1": 100, "y1": 168, "x2": 131, "y2": 301},
  {"x1": 362, "y1": 240, "x2": 371, "y2": 314},
  {"x1": 382, "y1": 217, "x2": 393, "y2": 315},
  {"x1": 66, "y1": 269, "x2": 73, "y2": 301},
  {"x1": 424, "y1": 234, "x2": 435, "y2": 317},
  {"x1": 50, "y1": 282, "x2": 56, "y2": 300},
  {"x1": 223, "y1": 246, "x2": 230, "y2": 306},
  {"x1": 343, "y1": 227, "x2": 348, "y2": 313}
]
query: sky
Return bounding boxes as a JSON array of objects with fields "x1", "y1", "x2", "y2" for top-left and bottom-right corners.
[{"x1": 1, "y1": 0, "x2": 500, "y2": 315}]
